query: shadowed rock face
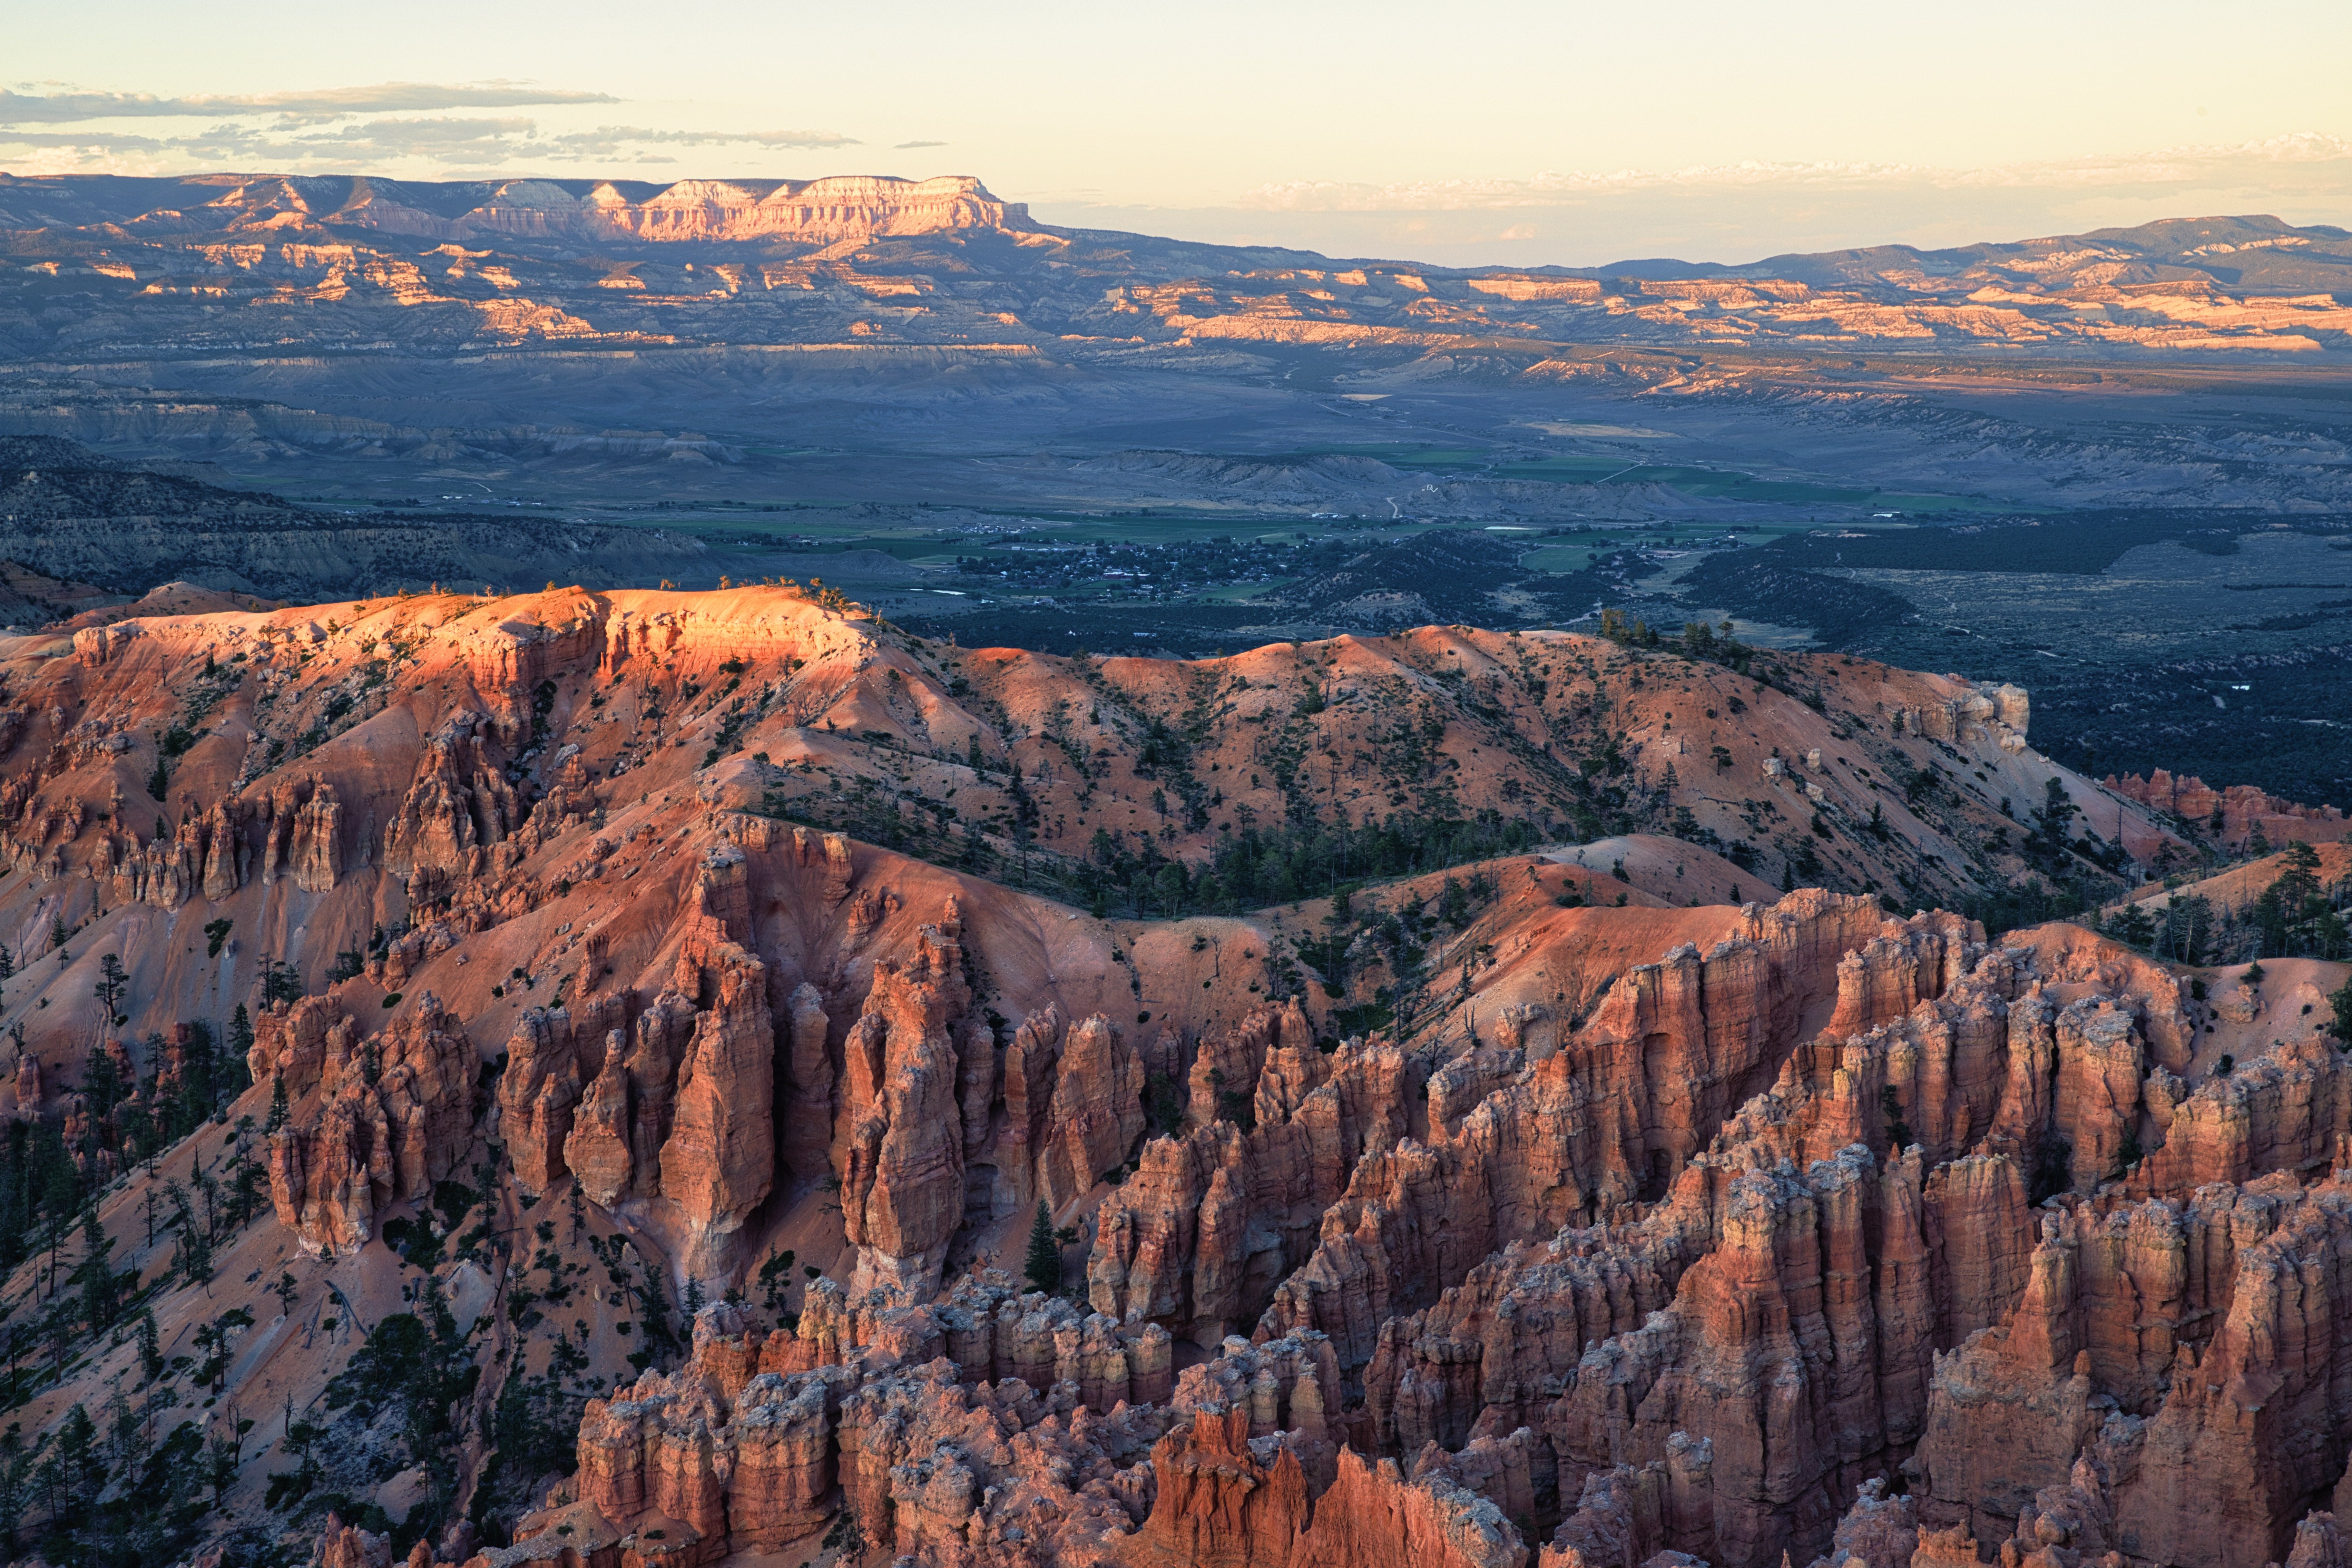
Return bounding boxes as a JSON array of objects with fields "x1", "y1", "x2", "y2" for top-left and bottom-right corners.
[{"x1": 13, "y1": 582, "x2": 2352, "y2": 1568}]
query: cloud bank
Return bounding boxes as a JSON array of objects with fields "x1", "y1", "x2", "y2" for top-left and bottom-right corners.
[
  {"x1": 0, "y1": 82, "x2": 617, "y2": 123},
  {"x1": 0, "y1": 83, "x2": 865, "y2": 173}
]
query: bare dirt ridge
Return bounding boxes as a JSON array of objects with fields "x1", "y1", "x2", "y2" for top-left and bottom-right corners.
[{"x1": 0, "y1": 586, "x2": 2340, "y2": 1568}]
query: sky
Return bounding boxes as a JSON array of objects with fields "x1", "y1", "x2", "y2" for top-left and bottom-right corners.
[{"x1": 6, "y1": 0, "x2": 2351, "y2": 267}]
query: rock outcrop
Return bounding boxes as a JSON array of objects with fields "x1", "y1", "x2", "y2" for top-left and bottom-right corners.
[
  {"x1": 1327, "y1": 922, "x2": 2347, "y2": 1568},
  {"x1": 837, "y1": 912, "x2": 977, "y2": 1298},
  {"x1": 565, "y1": 1288, "x2": 1181, "y2": 1564},
  {"x1": 255, "y1": 994, "x2": 477, "y2": 1255},
  {"x1": 2107, "y1": 768, "x2": 2352, "y2": 847},
  {"x1": 1119, "y1": 1405, "x2": 1313, "y2": 1568},
  {"x1": 1254, "y1": 897, "x2": 1975, "y2": 1383},
  {"x1": 498, "y1": 995, "x2": 622, "y2": 1194},
  {"x1": 657, "y1": 847, "x2": 778, "y2": 1282}
]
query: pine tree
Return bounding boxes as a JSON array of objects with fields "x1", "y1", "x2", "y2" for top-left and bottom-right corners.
[
  {"x1": 72, "y1": 1205, "x2": 115, "y2": 1334},
  {"x1": 192, "y1": 1306, "x2": 252, "y2": 1394},
  {"x1": 0, "y1": 1428, "x2": 29, "y2": 1555},
  {"x1": 266, "y1": 1074, "x2": 289, "y2": 1133},
  {"x1": 205, "y1": 1427, "x2": 239, "y2": 1508},
  {"x1": 1023, "y1": 1201, "x2": 1061, "y2": 1293},
  {"x1": 822, "y1": 1507, "x2": 867, "y2": 1558},
  {"x1": 93, "y1": 953, "x2": 128, "y2": 1023},
  {"x1": 53, "y1": 1403, "x2": 98, "y2": 1523},
  {"x1": 103, "y1": 1390, "x2": 141, "y2": 1494},
  {"x1": 82, "y1": 1046, "x2": 123, "y2": 1121},
  {"x1": 757, "y1": 1250, "x2": 798, "y2": 1318},
  {"x1": 173, "y1": 1215, "x2": 213, "y2": 1288},
  {"x1": 136, "y1": 1309, "x2": 162, "y2": 1384}
]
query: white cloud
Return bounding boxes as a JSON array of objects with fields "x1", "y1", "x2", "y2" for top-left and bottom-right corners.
[
  {"x1": 0, "y1": 82, "x2": 616, "y2": 123},
  {"x1": 0, "y1": 118, "x2": 864, "y2": 172},
  {"x1": 0, "y1": 80, "x2": 868, "y2": 176},
  {"x1": 546, "y1": 126, "x2": 861, "y2": 154}
]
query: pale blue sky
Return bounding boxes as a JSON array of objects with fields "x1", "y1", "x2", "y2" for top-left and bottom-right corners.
[{"x1": 6, "y1": 0, "x2": 2348, "y2": 264}]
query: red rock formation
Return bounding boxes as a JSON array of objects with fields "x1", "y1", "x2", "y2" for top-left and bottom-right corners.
[
  {"x1": 1538, "y1": 1447, "x2": 1715, "y2": 1568},
  {"x1": 12, "y1": 578, "x2": 2330, "y2": 1568},
  {"x1": 1258, "y1": 897, "x2": 1973, "y2": 1383},
  {"x1": 383, "y1": 718, "x2": 523, "y2": 878},
  {"x1": 316, "y1": 1514, "x2": 395, "y2": 1568},
  {"x1": 1908, "y1": 1170, "x2": 2352, "y2": 1566},
  {"x1": 500, "y1": 995, "x2": 625, "y2": 1194},
  {"x1": 1091, "y1": 1027, "x2": 1411, "y2": 1349},
  {"x1": 1340, "y1": 919, "x2": 2320, "y2": 1568},
  {"x1": 1118, "y1": 1406, "x2": 1312, "y2": 1568},
  {"x1": 1291, "y1": 1447, "x2": 1528, "y2": 1568},
  {"x1": 418, "y1": 872, "x2": 2352, "y2": 1568},
  {"x1": 566, "y1": 995, "x2": 695, "y2": 1207},
  {"x1": 1808, "y1": 1477, "x2": 1918, "y2": 1568},
  {"x1": 657, "y1": 848, "x2": 777, "y2": 1280},
  {"x1": 2288, "y1": 1514, "x2": 2352, "y2": 1568},
  {"x1": 258, "y1": 995, "x2": 476, "y2": 1254},
  {"x1": 2131, "y1": 1033, "x2": 2350, "y2": 1194},
  {"x1": 1037, "y1": 1014, "x2": 1147, "y2": 1213},
  {"x1": 779, "y1": 981, "x2": 832, "y2": 1181},
  {"x1": 837, "y1": 913, "x2": 975, "y2": 1296},
  {"x1": 2107, "y1": 768, "x2": 2351, "y2": 846},
  {"x1": 564, "y1": 1289, "x2": 1278, "y2": 1564},
  {"x1": 254, "y1": 775, "x2": 344, "y2": 891}
]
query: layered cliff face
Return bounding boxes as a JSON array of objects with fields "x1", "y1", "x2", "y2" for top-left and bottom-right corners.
[{"x1": 3, "y1": 584, "x2": 2347, "y2": 1568}]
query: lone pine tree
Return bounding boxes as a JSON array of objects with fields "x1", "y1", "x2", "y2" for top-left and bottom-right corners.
[{"x1": 1024, "y1": 1201, "x2": 1061, "y2": 1293}]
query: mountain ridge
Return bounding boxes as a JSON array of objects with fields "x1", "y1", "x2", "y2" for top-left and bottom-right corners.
[
  {"x1": 0, "y1": 171, "x2": 1042, "y2": 249},
  {"x1": 9, "y1": 172, "x2": 2352, "y2": 379},
  {"x1": 10, "y1": 171, "x2": 2350, "y2": 295}
]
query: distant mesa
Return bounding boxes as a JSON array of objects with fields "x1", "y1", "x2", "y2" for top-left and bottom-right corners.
[{"x1": 0, "y1": 171, "x2": 1042, "y2": 247}]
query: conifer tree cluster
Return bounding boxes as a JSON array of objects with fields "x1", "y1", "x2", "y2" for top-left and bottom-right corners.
[
  {"x1": 0, "y1": 1003, "x2": 272, "y2": 1565},
  {"x1": 2093, "y1": 839, "x2": 2352, "y2": 965}
]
